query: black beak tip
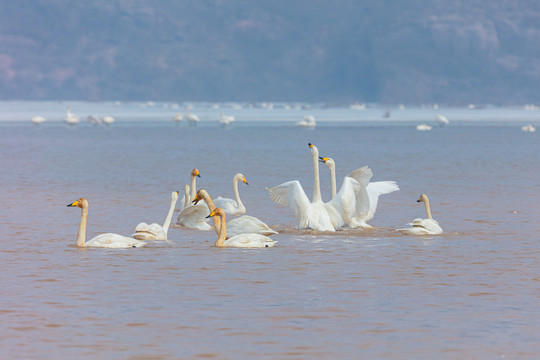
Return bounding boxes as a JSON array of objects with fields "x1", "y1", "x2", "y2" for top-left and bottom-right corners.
[
  {"x1": 417, "y1": 200, "x2": 421, "y2": 203},
  {"x1": 197, "y1": 174, "x2": 201, "y2": 178},
  {"x1": 308, "y1": 142, "x2": 312, "y2": 146},
  {"x1": 245, "y1": 182, "x2": 249, "y2": 185},
  {"x1": 205, "y1": 214, "x2": 211, "y2": 218}
]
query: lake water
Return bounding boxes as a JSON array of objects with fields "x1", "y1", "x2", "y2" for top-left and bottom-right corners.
[{"x1": 1, "y1": 103, "x2": 539, "y2": 359}]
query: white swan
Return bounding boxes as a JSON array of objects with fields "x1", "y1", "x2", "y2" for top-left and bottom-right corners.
[
  {"x1": 521, "y1": 124, "x2": 536, "y2": 132},
  {"x1": 296, "y1": 115, "x2": 316, "y2": 128},
  {"x1": 213, "y1": 173, "x2": 249, "y2": 215},
  {"x1": 267, "y1": 143, "x2": 340, "y2": 231},
  {"x1": 31, "y1": 116, "x2": 46, "y2": 125},
  {"x1": 173, "y1": 113, "x2": 183, "y2": 123},
  {"x1": 436, "y1": 114, "x2": 450, "y2": 125},
  {"x1": 132, "y1": 191, "x2": 178, "y2": 241},
  {"x1": 193, "y1": 189, "x2": 277, "y2": 237},
  {"x1": 67, "y1": 198, "x2": 147, "y2": 248},
  {"x1": 319, "y1": 156, "x2": 399, "y2": 228},
  {"x1": 397, "y1": 194, "x2": 443, "y2": 235},
  {"x1": 206, "y1": 208, "x2": 276, "y2": 248},
  {"x1": 178, "y1": 168, "x2": 201, "y2": 212},
  {"x1": 65, "y1": 106, "x2": 80, "y2": 125},
  {"x1": 416, "y1": 124, "x2": 432, "y2": 131},
  {"x1": 186, "y1": 106, "x2": 199, "y2": 126},
  {"x1": 219, "y1": 113, "x2": 235, "y2": 126},
  {"x1": 102, "y1": 116, "x2": 115, "y2": 126}
]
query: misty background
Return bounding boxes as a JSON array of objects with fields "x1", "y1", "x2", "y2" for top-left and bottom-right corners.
[{"x1": 1, "y1": 0, "x2": 539, "y2": 104}]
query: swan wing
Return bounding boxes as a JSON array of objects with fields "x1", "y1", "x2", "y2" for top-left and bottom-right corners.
[
  {"x1": 267, "y1": 180, "x2": 311, "y2": 229},
  {"x1": 228, "y1": 215, "x2": 278, "y2": 237},
  {"x1": 176, "y1": 204, "x2": 212, "y2": 230},
  {"x1": 213, "y1": 197, "x2": 238, "y2": 214},
  {"x1": 224, "y1": 233, "x2": 276, "y2": 248},
  {"x1": 346, "y1": 166, "x2": 373, "y2": 188},
  {"x1": 365, "y1": 181, "x2": 399, "y2": 221},
  {"x1": 326, "y1": 177, "x2": 360, "y2": 229},
  {"x1": 398, "y1": 218, "x2": 442, "y2": 235},
  {"x1": 86, "y1": 233, "x2": 147, "y2": 248}
]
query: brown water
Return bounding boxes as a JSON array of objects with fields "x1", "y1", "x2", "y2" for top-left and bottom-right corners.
[{"x1": 1, "y1": 120, "x2": 539, "y2": 359}]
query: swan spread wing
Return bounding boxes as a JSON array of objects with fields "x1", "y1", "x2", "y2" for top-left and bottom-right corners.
[
  {"x1": 86, "y1": 233, "x2": 147, "y2": 248},
  {"x1": 326, "y1": 177, "x2": 360, "y2": 229},
  {"x1": 346, "y1": 166, "x2": 373, "y2": 188},
  {"x1": 227, "y1": 215, "x2": 278, "y2": 237},
  {"x1": 267, "y1": 180, "x2": 312, "y2": 229},
  {"x1": 365, "y1": 181, "x2": 399, "y2": 221},
  {"x1": 177, "y1": 204, "x2": 212, "y2": 230},
  {"x1": 224, "y1": 233, "x2": 276, "y2": 248}
]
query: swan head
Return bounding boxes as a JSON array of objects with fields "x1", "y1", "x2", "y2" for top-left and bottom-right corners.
[
  {"x1": 191, "y1": 168, "x2": 201, "y2": 178},
  {"x1": 319, "y1": 156, "x2": 335, "y2": 169},
  {"x1": 235, "y1": 173, "x2": 248, "y2": 185},
  {"x1": 192, "y1": 189, "x2": 209, "y2": 205},
  {"x1": 206, "y1": 207, "x2": 225, "y2": 218},
  {"x1": 172, "y1": 191, "x2": 179, "y2": 200},
  {"x1": 67, "y1": 198, "x2": 88, "y2": 208},
  {"x1": 417, "y1": 194, "x2": 429, "y2": 203},
  {"x1": 308, "y1": 143, "x2": 318, "y2": 155}
]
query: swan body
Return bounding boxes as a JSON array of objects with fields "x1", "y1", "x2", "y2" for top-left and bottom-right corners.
[
  {"x1": 31, "y1": 116, "x2": 46, "y2": 125},
  {"x1": 132, "y1": 191, "x2": 178, "y2": 240},
  {"x1": 65, "y1": 107, "x2": 80, "y2": 125},
  {"x1": 186, "y1": 107, "x2": 199, "y2": 126},
  {"x1": 176, "y1": 203, "x2": 212, "y2": 230},
  {"x1": 416, "y1": 124, "x2": 432, "y2": 131},
  {"x1": 207, "y1": 208, "x2": 276, "y2": 248},
  {"x1": 102, "y1": 116, "x2": 115, "y2": 125},
  {"x1": 296, "y1": 115, "x2": 316, "y2": 128},
  {"x1": 319, "y1": 156, "x2": 399, "y2": 228},
  {"x1": 213, "y1": 173, "x2": 248, "y2": 215},
  {"x1": 436, "y1": 114, "x2": 450, "y2": 125},
  {"x1": 219, "y1": 113, "x2": 235, "y2": 125},
  {"x1": 521, "y1": 124, "x2": 536, "y2": 132},
  {"x1": 397, "y1": 194, "x2": 443, "y2": 235},
  {"x1": 193, "y1": 189, "x2": 277, "y2": 238},
  {"x1": 67, "y1": 198, "x2": 147, "y2": 248},
  {"x1": 267, "y1": 143, "x2": 337, "y2": 231}
]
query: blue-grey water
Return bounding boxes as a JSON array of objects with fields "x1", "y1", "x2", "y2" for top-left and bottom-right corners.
[{"x1": 1, "y1": 104, "x2": 539, "y2": 359}]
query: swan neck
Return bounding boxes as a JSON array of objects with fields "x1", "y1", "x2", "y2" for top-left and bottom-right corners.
[
  {"x1": 330, "y1": 163, "x2": 337, "y2": 199},
  {"x1": 233, "y1": 176, "x2": 244, "y2": 210},
  {"x1": 215, "y1": 213, "x2": 227, "y2": 247},
  {"x1": 312, "y1": 150, "x2": 322, "y2": 202},
  {"x1": 190, "y1": 175, "x2": 197, "y2": 201},
  {"x1": 183, "y1": 186, "x2": 190, "y2": 208},
  {"x1": 201, "y1": 191, "x2": 220, "y2": 236},
  {"x1": 162, "y1": 195, "x2": 178, "y2": 236},
  {"x1": 76, "y1": 206, "x2": 88, "y2": 247},
  {"x1": 424, "y1": 198, "x2": 433, "y2": 219}
]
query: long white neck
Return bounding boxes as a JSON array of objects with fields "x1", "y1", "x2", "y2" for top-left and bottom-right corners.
[
  {"x1": 184, "y1": 185, "x2": 190, "y2": 208},
  {"x1": 190, "y1": 175, "x2": 197, "y2": 201},
  {"x1": 233, "y1": 176, "x2": 245, "y2": 211},
  {"x1": 312, "y1": 149, "x2": 322, "y2": 202},
  {"x1": 215, "y1": 212, "x2": 227, "y2": 247},
  {"x1": 162, "y1": 194, "x2": 178, "y2": 236},
  {"x1": 329, "y1": 162, "x2": 337, "y2": 199},
  {"x1": 200, "y1": 190, "x2": 220, "y2": 236},
  {"x1": 76, "y1": 206, "x2": 88, "y2": 247},
  {"x1": 423, "y1": 197, "x2": 433, "y2": 219}
]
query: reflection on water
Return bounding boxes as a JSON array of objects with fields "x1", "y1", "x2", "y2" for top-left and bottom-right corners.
[{"x1": 1, "y1": 120, "x2": 539, "y2": 359}]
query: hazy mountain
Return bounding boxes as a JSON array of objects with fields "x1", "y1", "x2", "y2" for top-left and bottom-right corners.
[{"x1": 1, "y1": 0, "x2": 539, "y2": 104}]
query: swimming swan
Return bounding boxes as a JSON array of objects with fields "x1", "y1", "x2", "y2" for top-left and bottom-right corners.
[
  {"x1": 213, "y1": 173, "x2": 249, "y2": 215},
  {"x1": 267, "y1": 143, "x2": 344, "y2": 231},
  {"x1": 132, "y1": 191, "x2": 178, "y2": 241},
  {"x1": 67, "y1": 198, "x2": 147, "y2": 248},
  {"x1": 397, "y1": 194, "x2": 443, "y2": 235},
  {"x1": 206, "y1": 208, "x2": 276, "y2": 248},
  {"x1": 319, "y1": 156, "x2": 399, "y2": 228},
  {"x1": 193, "y1": 189, "x2": 278, "y2": 237},
  {"x1": 186, "y1": 106, "x2": 199, "y2": 126}
]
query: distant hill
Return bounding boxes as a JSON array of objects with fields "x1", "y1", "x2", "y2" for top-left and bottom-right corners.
[{"x1": 0, "y1": 0, "x2": 539, "y2": 104}]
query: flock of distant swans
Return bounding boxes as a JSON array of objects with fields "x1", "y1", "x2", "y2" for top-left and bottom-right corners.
[{"x1": 67, "y1": 142, "x2": 445, "y2": 249}]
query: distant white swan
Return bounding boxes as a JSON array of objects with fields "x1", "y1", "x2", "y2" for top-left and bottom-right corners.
[
  {"x1": 186, "y1": 107, "x2": 199, "y2": 126},
  {"x1": 416, "y1": 124, "x2": 432, "y2": 131},
  {"x1": 193, "y1": 189, "x2": 277, "y2": 238},
  {"x1": 65, "y1": 106, "x2": 80, "y2": 125},
  {"x1": 521, "y1": 124, "x2": 536, "y2": 132},
  {"x1": 296, "y1": 115, "x2": 316, "y2": 128},
  {"x1": 102, "y1": 116, "x2": 115, "y2": 126},
  {"x1": 319, "y1": 156, "x2": 398, "y2": 228},
  {"x1": 132, "y1": 191, "x2": 178, "y2": 241},
  {"x1": 174, "y1": 113, "x2": 183, "y2": 124},
  {"x1": 397, "y1": 194, "x2": 443, "y2": 235},
  {"x1": 219, "y1": 113, "x2": 235, "y2": 126},
  {"x1": 213, "y1": 173, "x2": 249, "y2": 215},
  {"x1": 436, "y1": 114, "x2": 450, "y2": 125},
  {"x1": 67, "y1": 198, "x2": 147, "y2": 248},
  {"x1": 31, "y1": 116, "x2": 46, "y2": 125},
  {"x1": 207, "y1": 208, "x2": 276, "y2": 248},
  {"x1": 267, "y1": 143, "x2": 341, "y2": 231}
]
